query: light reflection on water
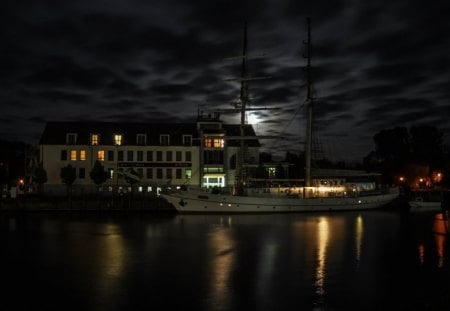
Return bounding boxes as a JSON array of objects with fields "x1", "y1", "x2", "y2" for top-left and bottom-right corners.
[{"x1": 1, "y1": 211, "x2": 449, "y2": 310}]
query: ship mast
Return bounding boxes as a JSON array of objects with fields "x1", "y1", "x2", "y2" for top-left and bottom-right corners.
[
  {"x1": 237, "y1": 21, "x2": 249, "y2": 192},
  {"x1": 304, "y1": 17, "x2": 313, "y2": 188}
]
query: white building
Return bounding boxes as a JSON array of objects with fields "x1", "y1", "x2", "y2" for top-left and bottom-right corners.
[{"x1": 39, "y1": 113, "x2": 260, "y2": 195}]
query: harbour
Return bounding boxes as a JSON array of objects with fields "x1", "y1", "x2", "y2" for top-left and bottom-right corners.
[{"x1": 2, "y1": 208, "x2": 449, "y2": 310}]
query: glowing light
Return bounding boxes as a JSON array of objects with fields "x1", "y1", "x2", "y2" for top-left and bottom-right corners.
[{"x1": 247, "y1": 113, "x2": 260, "y2": 124}]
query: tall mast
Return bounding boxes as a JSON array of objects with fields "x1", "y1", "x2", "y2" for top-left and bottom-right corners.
[
  {"x1": 304, "y1": 17, "x2": 313, "y2": 188},
  {"x1": 237, "y1": 21, "x2": 249, "y2": 191}
]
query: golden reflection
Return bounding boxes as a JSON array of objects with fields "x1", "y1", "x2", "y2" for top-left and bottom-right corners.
[
  {"x1": 315, "y1": 217, "x2": 329, "y2": 296},
  {"x1": 208, "y1": 225, "x2": 235, "y2": 307},
  {"x1": 100, "y1": 225, "x2": 126, "y2": 278},
  {"x1": 355, "y1": 215, "x2": 364, "y2": 265},
  {"x1": 433, "y1": 213, "x2": 447, "y2": 268}
]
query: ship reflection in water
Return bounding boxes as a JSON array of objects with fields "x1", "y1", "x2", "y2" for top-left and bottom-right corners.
[{"x1": 1, "y1": 211, "x2": 449, "y2": 310}]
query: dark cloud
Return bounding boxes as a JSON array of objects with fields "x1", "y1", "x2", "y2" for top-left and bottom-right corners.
[{"x1": 1, "y1": 0, "x2": 449, "y2": 162}]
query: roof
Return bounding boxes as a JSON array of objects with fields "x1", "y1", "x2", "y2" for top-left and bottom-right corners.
[{"x1": 39, "y1": 121, "x2": 260, "y2": 147}]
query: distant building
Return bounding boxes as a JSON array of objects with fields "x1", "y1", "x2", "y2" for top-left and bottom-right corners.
[{"x1": 38, "y1": 114, "x2": 260, "y2": 195}]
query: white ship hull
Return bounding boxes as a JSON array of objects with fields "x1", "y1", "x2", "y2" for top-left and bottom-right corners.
[{"x1": 160, "y1": 187, "x2": 399, "y2": 213}]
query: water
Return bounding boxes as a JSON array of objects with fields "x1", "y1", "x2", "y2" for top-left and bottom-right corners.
[{"x1": 1, "y1": 210, "x2": 449, "y2": 310}]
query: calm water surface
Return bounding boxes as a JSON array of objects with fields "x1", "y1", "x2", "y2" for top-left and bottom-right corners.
[{"x1": 1, "y1": 210, "x2": 449, "y2": 310}]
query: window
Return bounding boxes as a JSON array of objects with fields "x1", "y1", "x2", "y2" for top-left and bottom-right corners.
[
  {"x1": 79, "y1": 168, "x2": 85, "y2": 179},
  {"x1": 70, "y1": 150, "x2": 77, "y2": 161},
  {"x1": 137, "y1": 134, "x2": 146, "y2": 145},
  {"x1": 160, "y1": 134, "x2": 169, "y2": 146},
  {"x1": 66, "y1": 133, "x2": 77, "y2": 145},
  {"x1": 114, "y1": 134, "x2": 122, "y2": 146},
  {"x1": 146, "y1": 168, "x2": 153, "y2": 179},
  {"x1": 166, "y1": 168, "x2": 172, "y2": 179},
  {"x1": 127, "y1": 150, "x2": 133, "y2": 161},
  {"x1": 185, "y1": 151, "x2": 191, "y2": 162},
  {"x1": 156, "y1": 168, "x2": 163, "y2": 179},
  {"x1": 176, "y1": 168, "x2": 182, "y2": 179},
  {"x1": 146, "y1": 151, "x2": 153, "y2": 162},
  {"x1": 137, "y1": 151, "x2": 143, "y2": 161},
  {"x1": 91, "y1": 134, "x2": 100, "y2": 145},
  {"x1": 107, "y1": 150, "x2": 114, "y2": 161},
  {"x1": 166, "y1": 151, "x2": 172, "y2": 162},
  {"x1": 61, "y1": 150, "x2": 67, "y2": 161},
  {"x1": 183, "y1": 135, "x2": 192, "y2": 146},
  {"x1": 97, "y1": 150, "x2": 105, "y2": 161},
  {"x1": 176, "y1": 151, "x2": 182, "y2": 161},
  {"x1": 118, "y1": 151, "x2": 124, "y2": 161},
  {"x1": 156, "y1": 151, "x2": 162, "y2": 161},
  {"x1": 185, "y1": 168, "x2": 192, "y2": 179},
  {"x1": 80, "y1": 150, "x2": 86, "y2": 161},
  {"x1": 204, "y1": 138, "x2": 224, "y2": 148}
]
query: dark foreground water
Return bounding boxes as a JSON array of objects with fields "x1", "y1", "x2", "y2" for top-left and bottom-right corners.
[{"x1": 1, "y1": 210, "x2": 449, "y2": 311}]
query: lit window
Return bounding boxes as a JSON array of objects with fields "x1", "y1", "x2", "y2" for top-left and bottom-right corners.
[
  {"x1": 70, "y1": 150, "x2": 77, "y2": 161},
  {"x1": 185, "y1": 168, "x2": 192, "y2": 179},
  {"x1": 204, "y1": 138, "x2": 224, "y2": 148},
  {"x1": 91, "y1": 134, "x2": 100, "y2": 145},
  {"x1": 205, "y1": 138, "x2": 212, "y2": 148},
  {"x1": 160, "y1": 134, "x2": 169, "y2": 146},
  {"x1": 114, "y1": 134, "x2": 122, "y2": 146},
  {"x1": 97, "y1": 150, "x2": 105, "y2": 161},
  {"x1": 80, "y1": 150, "x2": 86, "y2": 161},
  {"x1": 108, "y1": 168, "x2": 114, "y2": 179}
]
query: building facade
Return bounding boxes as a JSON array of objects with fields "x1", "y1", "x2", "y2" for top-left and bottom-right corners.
[{"x1": 39, "y1": 114, "x2": 260, "y2": 195}]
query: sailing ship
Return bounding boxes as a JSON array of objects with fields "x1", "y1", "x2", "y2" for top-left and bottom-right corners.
[{"x1": 160, "y1": 19, "x2": 399, "y2": 213}]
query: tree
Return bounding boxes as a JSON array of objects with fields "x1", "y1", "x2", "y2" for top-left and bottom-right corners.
[
  {"x1": 364, "y1": 125, "x2": 446, "y2": 185},
  {"x1": 410, "y1": 125, "x2": 444, "y2": 167},
  {"x1": 89, "y1": 160, "x2": 109, "y2": 187},
  {"x1": 60, "y1": 164, "x2": 76, "y2": 203},
  {"x1": 34, "y1": 163, "x2": 47, "y2": 194}
]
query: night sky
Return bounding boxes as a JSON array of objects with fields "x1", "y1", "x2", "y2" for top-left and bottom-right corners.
[{"x1": 2, "y1": 0, "x2": 450, "y2": 162}]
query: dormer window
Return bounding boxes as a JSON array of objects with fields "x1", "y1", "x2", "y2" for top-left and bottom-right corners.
[
  {"x1": 66, "y1": 133, "x2": 77, "y2": 145},
  {"x1": 91, "y1": 133, "x2": 100, "y2": 146},
  {"x1": 114, "y1": 134, "x2": 122, "y2": 146},
  {"x1": 160, "y1": 134, "x2": 169, "y2": 146},
  {"x1": 183, "y1": 135, "x2": 192, "y2": 146},
  {"x1": 137, "y1": 134, "x2": 147, "y2": 145}
]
